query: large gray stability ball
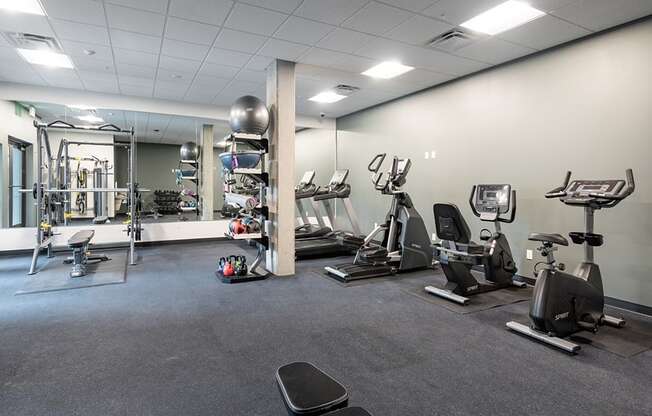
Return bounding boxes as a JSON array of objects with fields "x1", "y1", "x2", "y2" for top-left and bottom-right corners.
[
  {"x1": 180, "y1": 141, "x2": 199, "y2": 161},
  {"x1": 229, "y1": 95, "x2": 270, "y2": 135}
]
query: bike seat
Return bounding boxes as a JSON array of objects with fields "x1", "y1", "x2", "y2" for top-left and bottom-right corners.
[{"x1": 528, "y1": 232, "x2": 569, "y2": 246}]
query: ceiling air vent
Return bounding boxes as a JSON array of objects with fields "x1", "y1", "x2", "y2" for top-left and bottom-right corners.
[
  {"x1": 426, "y1": 29, "x2": 477, "y2": 53},
  {"x1": 3, "y1": 32, "x2": 63, "y2": 52},
  {"x1": 333, "y1": 84, "x2": 360, "y2": 96}
]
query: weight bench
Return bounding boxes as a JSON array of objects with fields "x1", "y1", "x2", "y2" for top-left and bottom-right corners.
[
  {"x1": 276, "y1": 362, "x2": 372, "y2": 416},
  {"x1": 63, "y1": 230, "x2": 110, "y2": 277}
]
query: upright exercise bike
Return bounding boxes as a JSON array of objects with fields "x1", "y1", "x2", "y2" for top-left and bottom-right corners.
[
  {"x1": 425, "y1": 184, "x2": 526, "y2": 305},
  {"x1": 324, "y1": 154, "x2": 432, "y2": 282},
  {"x1": 507, "y1": 169, "x2": 635, "y2": 353}
]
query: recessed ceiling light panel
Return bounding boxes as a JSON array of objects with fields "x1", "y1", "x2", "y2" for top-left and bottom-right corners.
[
  {"x1": 17, "y1": 48, "x2": 74, "y2": 68},
  {"x1": 309, "y1": 91, "x2": 347, "y2": 104},
  {"x1": 460, "y1": 1, "x2": 545, "y2": 35},
  {"x1": 361, "y1": 61, "x2": 414, "y2": 79},
  {"x1": 78, "y1": 114, "x2": 104, "y2": 123},
  {"x1": 0, "y1": 0, "x2": 45, "y2": 15}
]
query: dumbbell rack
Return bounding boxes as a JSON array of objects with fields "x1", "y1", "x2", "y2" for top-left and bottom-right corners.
[{"x1": 218, "y1": 132, "x2": 270, "y2": 284}]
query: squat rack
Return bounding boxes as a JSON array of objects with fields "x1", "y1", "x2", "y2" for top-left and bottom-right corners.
[{"x1": 26, "y1": 120, "x2": 142, "y2": 275}]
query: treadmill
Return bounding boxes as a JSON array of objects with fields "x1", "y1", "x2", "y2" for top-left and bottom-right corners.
[
  {"x1": 295, "y1": 171, "x2": 331, "y2": 239},
  {"x1": 295, "y1": 170, "x2": 364, "y2": 259}
]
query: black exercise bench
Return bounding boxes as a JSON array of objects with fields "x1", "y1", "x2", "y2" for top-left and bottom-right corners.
[
  {"x1": 63, "y1": 230, "x2": 110, "y2": 277},
  {"x1": 276, "y1": 362, "x2": 372, "y2": 416}
]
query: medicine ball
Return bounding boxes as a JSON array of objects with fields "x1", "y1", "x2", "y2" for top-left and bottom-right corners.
[
  {"x1": 229, "y1": 95, "x2": 269, "y2": 135},
  {"x1": 180, "y1": 141, "x2": 199, "y2": 161}
]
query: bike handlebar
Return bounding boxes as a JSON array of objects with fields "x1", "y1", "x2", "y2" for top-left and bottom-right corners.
[{"x1": 545, "y1": 171, "x2": 571, "y2": 199}]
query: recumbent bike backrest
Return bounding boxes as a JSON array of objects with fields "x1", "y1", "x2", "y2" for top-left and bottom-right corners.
[{"x1": 433, "y1": 203, "x2": 472, "y2": 244}]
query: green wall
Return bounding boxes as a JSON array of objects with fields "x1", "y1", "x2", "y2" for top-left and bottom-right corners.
[{"x1": 335, "y1": 19, "x2": 652, "y2": 307}]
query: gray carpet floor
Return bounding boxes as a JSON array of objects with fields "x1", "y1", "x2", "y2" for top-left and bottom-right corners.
[{"x1": 0, "y1": 241, "x2": 650, "y2": 416}]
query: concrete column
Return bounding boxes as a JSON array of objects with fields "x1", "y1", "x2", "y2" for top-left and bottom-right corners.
[
  {"x1": 200, "y1": 124, "x2": 214, "y2": 221},
  {"x1": 266, "y1": 59, "x2": 296, "y2": 276}
]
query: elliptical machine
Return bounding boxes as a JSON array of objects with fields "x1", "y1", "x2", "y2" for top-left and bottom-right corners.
[
  {"x1": 507, "y1": 169, "x2": 635, "y2": 353},
  {"x1": 324, "y1": 154, "x2": 432, "y2": 282},
  {"x1": 425, "y1": 184, "x2": 526, "y2": 305}
]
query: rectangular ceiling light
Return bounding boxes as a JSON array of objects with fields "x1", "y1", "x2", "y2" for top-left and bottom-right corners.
[
  {"x1": 78, "y1": 114, "x2": 104, "y2": 123},
  {"x1": 309, "y1": 91, "x2": 347, "y2": 104},
  {"x1": 361, "y1": 61, "x2": 414, "y2": 79},
  {"x1": 17, "y1": 48, "x2": 74, "y2": 68},
  {"x1": 0, "y1": 0, "x2": 46, "y2": 15},
  {"x1": 460, "y1": 1, "x2": 545, "y2": 35},
  {"x1": 68, "y1": 104, "x2": 96, "y2": 111}
]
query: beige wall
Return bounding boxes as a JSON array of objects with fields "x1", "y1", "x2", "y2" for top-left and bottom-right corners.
[{"x1": 336, "y1": 19, "x2": 652, "y2": 306}]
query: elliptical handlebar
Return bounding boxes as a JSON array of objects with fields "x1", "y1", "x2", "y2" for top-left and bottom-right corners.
[
  {"x1": 504, "y1": 190, "x2": 516, "y2": 223},
  {"x1": 588, "y1": 168, "x2": 635, "y2": 202},
  {"x1": 468, "y1": 185, "x2": 480, "y2": 217},
  {"x1": 368, "y1": 153, "x2": 386, "y2": 173},
  {"x1": 545, "y1": 171, "x2": 571, "y2": 199}
]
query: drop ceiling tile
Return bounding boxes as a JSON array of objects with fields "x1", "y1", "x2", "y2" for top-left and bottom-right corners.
[
  {"x1": 527, "y1": 0, "x2": 577, "y2": 12},
  {"x1": 205, "y1": 48, "x2": 252, "y2": 67},
  {"x1": 235, "y1": 69, "x2": 265, "y2": 83},
  {"x1": 114, "y1": 48, "x2": 159, "y2": 67},
  {"x1": 0, "y1": 61, "x2": 47, "y2": 85},
  {"x1": 120, "y1": 83, "x2": 154, "y2": 97},
  {"x1": 224, "y1": 3, "x2": 288, "y2": 36},
  {"x1": 245, "y1": 55, "x2": 274, "y2": 71},
  {"x1": 551, "y1": 0, "x2": 652, "y2": 32},
  {"x1": 385, "y1": 14, "x2": 453, "y2": 45},
  {"x1": 199, "y1": 62, "x2": 240, "y2": 78},
  {"x1": 274, "y1": 16, "x2": 335, "y2": 45},
  {"x1": 60, "y1": 40, "x2": 114, "y2": 61},
  {"x1": 422, "y1": 0, "x2": 505, "y2": 25},
  {"x1": 37, "y1": 68, "x2": 84, "y2": 89},
  {"x1": 106, "y1": 4, "x2": 165, "y2": 36},
  {"x1": 0, "y1": 11, "x2": 54, "y2": 36},
  {"x1": 294, "y1": 0, "x2": 367, "y2": 25},
  {"x1": 183, "y1": 91, "x2": 216, "y2": 104},
  {"x1": 213, "y1": 29, "x2": 268, "y2": 54},
  {"x1": 156, "y1": 68, "x2": 194, "y2": 85},
  {"x1": 316, "y1": 28, "x2": 375, "y2": 54},
  {"x1": 0, "y1": 46, "x2": 22, "y2": 62},
  {"x1": 106, "y1": 0, "x2": 168, "y2": 14},
  {"x1": 342, "y1": 2, "x2": 413, "y2": 36},
  {"x1": 110, "y1": 30, "x2": 162, "y2": 53},
  {"x1": 83, "y1": 78, "x2": 120, "y2": 94},
  {"x1": 299, "y1": 48, "x2": 375, "y2": 74},
  {"x1": 116, "y1": 62, "x2": 155, "y2": 77},
  {"x1": 498, "y1": 15, "x2": 590, "y2": 50},
  {"x1": 165, "y1": 17, "x2": 220, "y2": 46},
  {"x1": 240, "y1": 0, "x2": 301, "y2": 13},
  {"x1": 72, "y1": 56, "x2": 115, "y2": 73},
  {"x1": 41, "y1": 0, "x2": 107, "y2": 26},
  {"x1": 257, "y1": 39, "x2": 309, "y2": 61},
  {"x1": 158, "y1": 55, "x2": 202, "y2": 75},
  {"x1": 376, "y1": 0, "x2": 437, "y2": 12},
  {"x1": 456, "y1": 37, "x2": 536, "y2": 65},
  {"x1": 154, "y1": 84, "x2": 188, "y2": 100},
  {"x1": 357, "y1": 37, "x2": 489, "y2": 75},
  {"x1": 169, "y1": 0, "x2": 233, "y2": 26},
  {"x1": 193, "y1": 74, "x2": 232, "y2": 88},
  {"x1": 119, "y1": 75, "x2": 155, "y2": 88},
  {"x1": 161, "y1": 38, "x2": 210, "y2": 61},
  {"x1": 51, "y1": 19, "x2": 111, "y2": 45},
  {"x1": 78, "y1": 70, "x2": 118, "y2": 83}
]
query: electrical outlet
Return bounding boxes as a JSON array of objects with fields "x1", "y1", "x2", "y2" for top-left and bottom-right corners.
[
  {"x1": 431, "y1": 150, "x2": 436, "y2": 159},
  {"x1": 431, "y1": 233, "x2": 437, "y2": 241},
  {"x1": 526, "y1": 249, "x2": 533, "y2": 260},
  {"x1": 424, "y1": 151, "x2": 429, "y2": 159}
]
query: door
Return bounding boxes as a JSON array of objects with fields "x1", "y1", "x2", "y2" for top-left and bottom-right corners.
[{"x1": 8, "y1": 138, "x2": 27, "y2": 227}]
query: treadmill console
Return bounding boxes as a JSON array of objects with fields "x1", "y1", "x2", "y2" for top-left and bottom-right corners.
[
  {"x1": 475, "y1": 184, "x2": 511, "y2": 216},
  {"x1": 299, "y1": 171, "x2": 315, "y2": 186},
  {"x1": 328, "y1": 169, "x2": 350, "y2": 186},
  {"x1": 563, "y1": 179, "x2": 624, "y2": 204}
]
